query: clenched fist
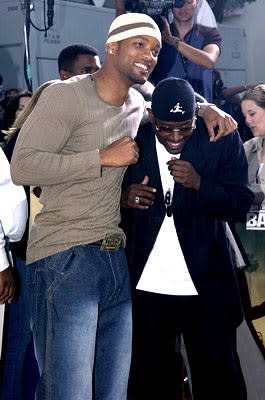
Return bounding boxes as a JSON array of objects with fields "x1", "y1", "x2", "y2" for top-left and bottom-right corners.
[
  {"x1": 167, "y1": 158, "x2": 201, "y2": 190},
  {"x1": 100, "y1": 136, "x2": 139, "y2": 167}
]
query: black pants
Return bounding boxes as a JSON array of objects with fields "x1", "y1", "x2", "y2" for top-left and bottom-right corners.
[{"x1": 128, "y1": 290, "x2": 247, "y2": 400}]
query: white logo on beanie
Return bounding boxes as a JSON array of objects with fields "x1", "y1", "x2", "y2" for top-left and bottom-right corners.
[{"x1": 170, "y1": 103, "x2": 185, "y2": 115}]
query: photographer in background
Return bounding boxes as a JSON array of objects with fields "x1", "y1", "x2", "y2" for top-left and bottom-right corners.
[{"x1": 152, "y1": 0, "x2": 221, "y2": 101}]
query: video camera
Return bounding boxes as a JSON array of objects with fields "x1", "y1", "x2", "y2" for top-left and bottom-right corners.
[{"x1": 125, "y1": 0, "x2": 185, "y2": 16}]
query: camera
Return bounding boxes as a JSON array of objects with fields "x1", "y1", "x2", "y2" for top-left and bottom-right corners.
[
  {"x1": 125, "y1": 0, "x2": 185, "y2": 17},
  {"x1": 213, "y1": 79, "x2": 224, "y2": 100}
]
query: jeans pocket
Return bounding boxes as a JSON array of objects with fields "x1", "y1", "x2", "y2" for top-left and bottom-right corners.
[
  {"x1": 27, "y1": 248, "x2": 76, "y2": 333},
  {"x1": 46, "y1": 248, "x2": 76, "y2": 275}
]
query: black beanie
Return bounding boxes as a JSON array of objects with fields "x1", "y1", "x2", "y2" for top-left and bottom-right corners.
[{"x1": 151, "y1": 77, "x2": 196, "y2": 122}]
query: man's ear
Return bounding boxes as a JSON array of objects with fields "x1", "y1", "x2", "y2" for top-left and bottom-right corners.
[
  {"x1": 59, "y1": 70, "x2": 71, "y2": 81},
  {"x1": 105, "y1": 42, "x2": 118, "y2": 55}
]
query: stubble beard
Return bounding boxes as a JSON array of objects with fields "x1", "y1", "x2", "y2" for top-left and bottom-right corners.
[{"x1": 127, "y1": 70, "x2": 149, "y2": 85}]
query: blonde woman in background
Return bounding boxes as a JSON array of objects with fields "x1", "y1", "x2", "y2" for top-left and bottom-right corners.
[
  {"x1": 4, "y1": 81, "x2": 58, "y2": 148},
  {"x1": 0, "y1": 91, "x2": 32, "y2": 144}
]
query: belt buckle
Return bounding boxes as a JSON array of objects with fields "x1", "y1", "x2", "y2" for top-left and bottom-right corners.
[{"x1": 101, "y1": 234, "x2": 122, "y2": 251}]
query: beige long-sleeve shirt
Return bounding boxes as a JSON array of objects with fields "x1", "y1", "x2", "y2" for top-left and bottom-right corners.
[{"x1": 11, "y1": 75, "x2": 145, "y2": 264}]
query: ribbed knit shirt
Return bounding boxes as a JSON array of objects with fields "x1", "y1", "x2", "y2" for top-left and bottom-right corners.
[{"x1": 11, "y1": 75, "x2": 145, "y2": 264}]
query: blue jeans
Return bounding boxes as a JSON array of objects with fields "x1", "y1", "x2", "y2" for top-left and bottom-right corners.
[
  {"x1": 26, "y1": 244, "x2": 132, "y2": 400},
  {"x1": 0, "y1": 256, "x2": 39, "y2": 400}
]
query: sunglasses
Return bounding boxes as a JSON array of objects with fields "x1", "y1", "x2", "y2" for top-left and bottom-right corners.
[{"x1": 154, "y1": 120, "x2": 195, "y2": 135}]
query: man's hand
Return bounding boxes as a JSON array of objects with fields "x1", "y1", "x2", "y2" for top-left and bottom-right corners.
[
  {"x1": 167, "y1": 159, "x2": 201, "y2": 190},
  {"x1": 100, "y1": 136, "x2": 139, "y2": 167},
  {"x1": 121, "y1": 176, "x2": 156, "y2": 210},
  {"x1": 161, "y1": 16, "x2": 177, "y2": 47},
  {"x1": 0, "y1": 267, "x2": 15, "y2": 304},
  {"x1": 201, "y1": 105, "x2": 238, "y2": 142}
]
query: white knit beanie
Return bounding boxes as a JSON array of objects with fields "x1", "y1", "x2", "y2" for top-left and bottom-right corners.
[{"x1": 106, "y1": 13, "x2": 161, "y2": 46}]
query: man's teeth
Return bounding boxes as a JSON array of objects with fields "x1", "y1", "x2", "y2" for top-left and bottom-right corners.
[
  {"x1": 167, "y1": 141, "x2": 181, "y2": 148},
  {"x1": 135, "y1": 63, "x2": 148, "y2": 71}
]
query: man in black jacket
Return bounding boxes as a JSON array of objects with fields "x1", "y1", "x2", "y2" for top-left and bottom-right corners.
[{"x1": 121, "y1": 77, "x2": 253, "y2": 400}]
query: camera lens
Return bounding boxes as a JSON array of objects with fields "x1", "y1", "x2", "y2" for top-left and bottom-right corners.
[{"x1": 173, "y1": 0, "x2": 185, "y2": 8}]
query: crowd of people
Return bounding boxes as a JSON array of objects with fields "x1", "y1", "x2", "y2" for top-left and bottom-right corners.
[{"x1": 0, "y1": 2, "x2": 264, "y2": 400}]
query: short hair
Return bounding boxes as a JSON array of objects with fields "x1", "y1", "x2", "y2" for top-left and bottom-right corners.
[{"x1": 57, "y1": 44, "x2": 99, "y2": 73}]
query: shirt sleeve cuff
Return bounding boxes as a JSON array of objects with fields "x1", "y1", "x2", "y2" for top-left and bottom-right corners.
[{"x1": 0, "y1": 248, "x2": 10, "y2": 272}]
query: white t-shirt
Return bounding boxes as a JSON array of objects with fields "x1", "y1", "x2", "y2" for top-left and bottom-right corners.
[{"x1": 136, "y1": 138, "x2": 198, "y2": 296}]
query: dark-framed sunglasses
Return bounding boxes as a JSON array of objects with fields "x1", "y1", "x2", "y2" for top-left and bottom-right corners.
[{"x1": 154, "y1": 120, "x2": 196, "y2": 135}]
